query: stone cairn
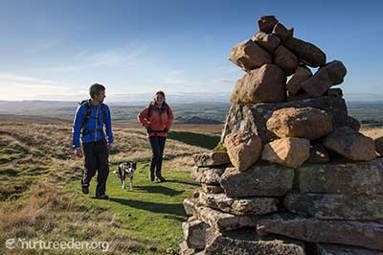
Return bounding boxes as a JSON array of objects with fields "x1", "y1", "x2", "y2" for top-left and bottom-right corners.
[{"x1": 180, "y1": 16, "x2": 383, "y2": 255}]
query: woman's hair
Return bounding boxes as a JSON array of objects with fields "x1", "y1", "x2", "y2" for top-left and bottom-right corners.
[{"x1": 152, "y1": 90, "x2": 166, "y2": 104}]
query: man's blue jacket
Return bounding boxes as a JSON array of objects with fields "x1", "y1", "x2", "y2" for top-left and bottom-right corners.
[{"x1": 72, "y1": 102, "x2": 114, "y2": 149}]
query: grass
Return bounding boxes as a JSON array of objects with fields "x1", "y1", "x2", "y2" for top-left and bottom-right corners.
[
  {"x1": 0, "y1": 118, "x2": 213, "y2": 254},
  {"x1": 64, "y1": 163, "x2": 197, "y2": 254},
  {"x1": 168, "y1": 130, "x2": 220, "y2": 150}
]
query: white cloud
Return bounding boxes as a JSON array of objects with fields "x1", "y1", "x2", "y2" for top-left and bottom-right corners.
[
  {"x1": 42, "y1": 43, "x2": 150, "y2": 73},
  {"x1": 0, "y1": 73, "x2": 86, "y2": 100}
]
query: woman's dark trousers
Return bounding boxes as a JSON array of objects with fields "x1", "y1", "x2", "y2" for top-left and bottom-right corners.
[
  {"x1": 82, "y1": 140, "x2": 109, "y2": 196},
  {"x1": 149, "y1": 136, "x2": 166, "y2": 181}
]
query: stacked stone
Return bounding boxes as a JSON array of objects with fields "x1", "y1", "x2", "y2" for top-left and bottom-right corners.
[{"x1": 180, "y1": 16, "x2": 383, "y2": 255}]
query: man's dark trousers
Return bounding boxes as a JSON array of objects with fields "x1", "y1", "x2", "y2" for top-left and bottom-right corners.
[{"x1": 82, "y1": 140, "x2": 109, "y2": 196}]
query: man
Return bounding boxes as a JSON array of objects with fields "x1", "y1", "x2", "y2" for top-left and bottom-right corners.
[{"x1": 72, "y1": 83, "x2": 113, "y2": 199}]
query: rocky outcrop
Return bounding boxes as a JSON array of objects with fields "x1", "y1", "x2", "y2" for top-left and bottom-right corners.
[
  {"x1": 222, "y1": 95, "x2": 356, "y2": 143},
  {"x1": 323, "y1": 127, "x2": 376, "y2": 161},
  {"x1": 220, "y1": 165, "x2": 294, "y2": 197},
  {"x1": 231, "y1": 64, "x2": 286, "y2": 104},
  {"x1": 224, "y1": 131, "x2": 262, "y2": 172},
  {"x1": 261, "y1": 137, "x2": 310, "y2": 168},
  {"x1": 229, "y1": 40, "x2": 271, "y2": 71},
  {"x1": 266, "y1": 107, "x2": 333, "y2": 140},
  {"x1": 180, "y1": 15, "x2": 381, "y2": 255},
  {"x1": 193, "y1": 151, "x2": 230, "y2": 167}
]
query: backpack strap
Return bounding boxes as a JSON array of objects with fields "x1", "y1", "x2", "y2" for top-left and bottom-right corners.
[
  {"x1": 80, "y1": 100, "x2": 92, "y2": 136},
  {"x1": 100, "y1": 103, "x2": 107, "y2": 125},
  {"x1": 147, "y1": 102, "x2": 153, "y2": 119}
]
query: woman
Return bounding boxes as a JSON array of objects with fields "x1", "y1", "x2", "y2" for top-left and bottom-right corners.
[{"x1": 138, "y1": 91, "x2": 174, "y2": 182}]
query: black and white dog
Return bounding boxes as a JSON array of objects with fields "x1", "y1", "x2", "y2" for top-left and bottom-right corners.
[{"x1": 114, "y1": 161, "x2": 137, "y2": 190}]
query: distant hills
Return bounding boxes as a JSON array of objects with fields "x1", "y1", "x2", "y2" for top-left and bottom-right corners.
[{"x1": 1, "y1": 100, "x2": 383, "y2": 127}]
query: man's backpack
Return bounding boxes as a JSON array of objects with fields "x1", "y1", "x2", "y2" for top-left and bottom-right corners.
[{"x1": 79, "y1": 99, "x2": 107, "y2": 135}]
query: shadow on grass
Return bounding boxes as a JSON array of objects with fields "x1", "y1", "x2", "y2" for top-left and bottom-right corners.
[
  {"x1": 168, "y1": 131, "x2": 220, "y2": 149},
  {"x1": 134, "y1": 185, "x2": 184, "y2": 197},
  {"x1": 166, "y1": 179, "x2": 199, "y2": 187},
  {"x1": 109, "y1": 197, "x2": 187, "y2": 219}
]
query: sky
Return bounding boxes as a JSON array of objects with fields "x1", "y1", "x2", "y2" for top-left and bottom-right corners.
[{"x1": 0, "y1": 0, "x2": 382, "y2": 102}]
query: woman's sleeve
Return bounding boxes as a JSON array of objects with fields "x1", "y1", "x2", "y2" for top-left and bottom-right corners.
[
  {"x1": 137, "y1": 107, "x2": 150, "y2": 128},
  {"x1": 166, "y1": 106, "x2": 174, "y2": 129}
]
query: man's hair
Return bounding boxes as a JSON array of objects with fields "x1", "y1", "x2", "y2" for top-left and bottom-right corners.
[{"x1": 89, "y1": 83, "x2": 105, "y2": 98}]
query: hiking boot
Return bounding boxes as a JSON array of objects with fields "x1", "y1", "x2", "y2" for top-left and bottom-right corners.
[
  {"x1": 149, "y1": 170, "x2": 155, "y2": 182},
  {"x1": 82, "y1": 186, "x2": 89, "y2": 194},
  {"x1": 95, "y1": 194, "x2": 109, "y2": 200},
  {"x1": 156, "y1": 176, "x2": 166, "y2": 182}
]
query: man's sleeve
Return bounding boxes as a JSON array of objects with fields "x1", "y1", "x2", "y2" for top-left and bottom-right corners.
[
  {"x1": 72, "y1": 105, "x2": 84, "y2": 148},
  {"x1": 105, "y1": 105, "x2": 114, "y2": 144}
]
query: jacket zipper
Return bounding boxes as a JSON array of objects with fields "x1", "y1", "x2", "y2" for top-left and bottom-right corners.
[{"x1": 95, "y1": 105, "x2": 99, "y2": 141}]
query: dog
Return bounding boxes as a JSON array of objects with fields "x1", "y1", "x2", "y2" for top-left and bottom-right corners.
[{"x1": 114, "y1": 161, "x2": 137, "y2": 190}]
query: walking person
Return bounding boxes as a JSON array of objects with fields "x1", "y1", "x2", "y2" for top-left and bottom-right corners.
[
  {"x1": 138, "y1": 91, "x2": 174, "y2": 182},
  {"x1": 72, "y1": 83, "x2": 113, "y2": 199}
]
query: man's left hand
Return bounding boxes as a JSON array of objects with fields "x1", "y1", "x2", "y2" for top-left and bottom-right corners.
[{"x1": 107, "y1": 143, "x2": 113, "y2": 151}]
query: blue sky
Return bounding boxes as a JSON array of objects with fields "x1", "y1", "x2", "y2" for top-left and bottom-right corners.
[{"x1": 0, "y1": 0, "x2": 382, "y2": 101}]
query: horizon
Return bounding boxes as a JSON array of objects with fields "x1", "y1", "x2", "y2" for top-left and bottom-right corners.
[{"x1": 0, "y1": 0, "x2": 383, "y2": 101}]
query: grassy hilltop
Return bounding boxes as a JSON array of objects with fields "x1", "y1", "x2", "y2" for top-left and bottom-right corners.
[
  {"x1": 1, "y1": 112, "x2": 383, "y2": 254},
  {"x1": 0, "y1": 116, "x2": 221, "y2": 254}
]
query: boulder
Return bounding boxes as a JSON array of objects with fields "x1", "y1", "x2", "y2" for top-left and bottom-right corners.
[
  {"x1": 301, "y1": 60, "x2": 347, "y2": 97},
  {"x1": 222, "y1": 95, "x2": 354, "y2": 143},
  {"x1": 179, "y1": 241, "x2": 197, "y2": 255},
  {"x1": 257, "y1": 213, "x2": 383, "y2": 251},
  {"x1": 229, "y1": 39, "x2": 271, "y2": 71},
  {"x1": 284, "y1": 193, "x2": 383, "y2": 221},
  {"x1": 252, "y1": 32, "x2": 281, "y2": 52},
  {"x1": 230, "y1": 78, "x2": 244, "y2": 104},
  {"x1": 286, "y1": 91, "x2": 311, "y2": 102},
  {"x1": 375, "y1": 136, "x2": 383, "y2": 156},
  {"x1": 286, "y1": 66, "x2": 312, "y2": 95},
  {"x1": 193, "y1": 151, "x2": 230, "y2": 167},
  {"x1": 204, "y1": 229, "x2": 306, "y2": 255},
  {"x1": 220, "y1": 165, "x2": 294, "y2": 198},
  {"x1": 224, "y1": 131, "x2": 263, "y2": 172},
  {"x1": 191, "y1": 166, "x2": 226, "y2": 185},
  {"x1": 258, "y1": 15, "x2": 279, "y2": 33},
  {"x1": 273, "y1": 45, "x2": 298, "y2": 75},
  {"x1": 307, "y1": 143, "x2": 330, "y2": 164},
  {"x1": 327, "y1": 88, "x2": 343, "y2": 98},
  {"x1": 296, "y1": 158, "x2": 383, "y2": 195},
  {"x1": 285, "y1": 37, "x2": 326, "y2": 67},
  {"x1": 266, "y1": 107, "x2": 333, "y2": 140},
  {"x1": 201, "y1": 184, "x2": 224, "y2": 194},
  {"x1": 323, "y1": 127, "x2": 376, "y2": 161},
  {"x1": 194, "y1": 205, "x2": 257, "y2": 231},
  {"x1": 272, "y1": 22, "x2": 294, "y2": 42},
  {"x1": 231, "y1": 64, "x2": 286, "y2": 104},
  {"x1": 316, "y1": 244, "x2": 383, "y2": 255},
  {"x1": 182, "y1": 217, "x2": 209, "y2": 250},
  {"x1": 199, "y1": 192, "x2": 279, "y2": 216},
  {"x1": 346, "y1": 116, "x2": 361, "y2": 131},
  {"x1": 261, "y1": 137, "x2": 310, "y2": 168},
  {"x1": 183, "y1": 198, "x2": 201, "y2": 216}
]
